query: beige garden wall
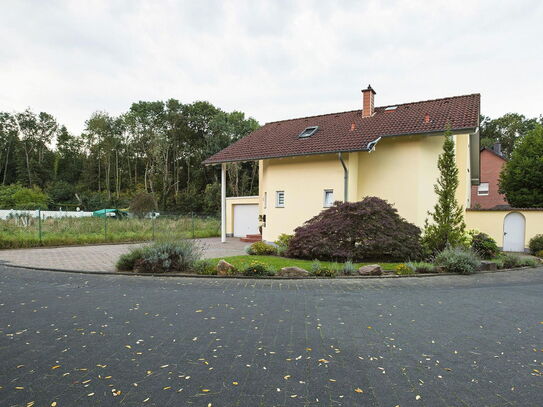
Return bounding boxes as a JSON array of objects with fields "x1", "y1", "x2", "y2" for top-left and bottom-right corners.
[{"x1": 465, "y1": 209, "x2": 543, "y2": 250}]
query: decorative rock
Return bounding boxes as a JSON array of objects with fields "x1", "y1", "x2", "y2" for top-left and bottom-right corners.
[
  {"x1": 278, "y1": 267, "x2": 309, "y2": 277},
  {"x1": 217, "y1": 259, "x2": 235, "y2": 275},
  {"x1": 358, "y1": 264, "x2": 382, "y2": 276},
  {"x1": 435, "y1": 266, "x2": 447, "y2": 273},
  {"x1": 479, "y1": 261, "x2": 498, "y2": 271}
]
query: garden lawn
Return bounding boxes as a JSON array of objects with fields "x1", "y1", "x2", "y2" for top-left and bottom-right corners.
[{"x1": 207, "y1": 255, "x2": 401, "y2": 271}]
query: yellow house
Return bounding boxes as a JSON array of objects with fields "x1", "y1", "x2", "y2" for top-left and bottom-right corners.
[{"x1": 204, "y1": 86, "x2": 541, "y2": 251}]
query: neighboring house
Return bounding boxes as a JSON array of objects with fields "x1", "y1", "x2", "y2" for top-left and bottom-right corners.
[
  {"x1": 470, "y1": 144, "x2": 508, "y2": 209},
  {"x1": 205, "y1": 85, "x2": 543, "y2": 251}
]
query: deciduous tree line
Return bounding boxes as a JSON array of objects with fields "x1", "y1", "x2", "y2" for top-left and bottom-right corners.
[{"x1": 0, "y1": 100, "x2": 259, "y2": 213}]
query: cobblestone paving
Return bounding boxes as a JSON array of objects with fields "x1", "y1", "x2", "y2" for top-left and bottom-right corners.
[
  {"x1": 0, "y1": 265, "x2": 542, "y2": 406},
  {"x1": 0, "y1": 237, "x2": 248, "y2": 272}
]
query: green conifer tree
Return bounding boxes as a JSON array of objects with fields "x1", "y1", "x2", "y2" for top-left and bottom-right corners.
[{"x1": 423, "y1": 129, "x2": 466, "y2": 254}]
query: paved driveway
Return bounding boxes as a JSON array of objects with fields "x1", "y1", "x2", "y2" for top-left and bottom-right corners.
[
  {"x1": 0, "y1": 265, "x2": 542, "y2": 406},
  {"x1": 0, "y1": 237, "x2": 248, "y2": 272}
]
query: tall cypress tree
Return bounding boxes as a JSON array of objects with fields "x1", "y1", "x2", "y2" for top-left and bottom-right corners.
[{"x1": 423, "y1": 129, "x2": 466, "y2": 254}]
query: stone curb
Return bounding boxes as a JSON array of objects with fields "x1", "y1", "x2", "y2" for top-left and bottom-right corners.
[{"x1": 4, "y1": 262, "x2": 538, "y2": 279}]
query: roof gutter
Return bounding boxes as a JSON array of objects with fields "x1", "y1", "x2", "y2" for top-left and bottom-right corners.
[{"x1": 338, "y1": 152, "x2": 348, "y2": 202}]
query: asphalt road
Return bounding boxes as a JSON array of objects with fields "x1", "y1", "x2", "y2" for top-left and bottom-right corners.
[{"x1": 0, "y1": 266, "x2": 542, "y2": 406}]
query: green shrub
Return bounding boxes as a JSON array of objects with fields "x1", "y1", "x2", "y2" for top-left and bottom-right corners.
[
  {"x1": 193, "y1": 260, "x2": 217, "y2": 275},
  {"x1": 501, "y1": 253, "x2": 522, "y2": 269},
  {"x1": 523, "y1": 257, "x2": 540, "y2": 267},
  {"x1": 129, "y1": 192, "x2": 157, "y2": 218},
  {"x1": 490, "y1": 257, "x2": 505, "y2": 269},
  {"x1": 406, "y1": 261, "x2": 435, "y2": 274},
  {"x1": 116, "y1": 247, "x2": 148, "y2": 271},
  {"x1": 528, "y1": 234, "x2": 543, "y2": 255},
  {"x1": 470, "y1": 233, "x2": 500, "y2": 259},
  {"x1": 308, "y1": 259, "x2": 336, "y2": 277},
  {"x1": 275, "y1": 234, "x2": 293, "y2": 256},
  {"x1": 395, "y1": 263, "x2": 415, "y2": 275},
  {"x1": 242, "y1": 261, "x2": 275, "y2": 277},
  {"x1": 536, "y1": 250, "x2": 543, "y2": 259},
  {"x1": 117, "y1": 240, "x2": 202, "y2": 273},
  {"x1": 342, "y1": 260, "x2": 356, "y2": 276},
  {"x1": 434, "y1": 247, "x2": 481, "y2": 275},
  {"x1": 275, "y1": 233, "x2": 293, "y2": 249},
  {"x1": 502, "y1": 254, "x2": 540, "y2": 268},
  {"x1": 247, "y1": 241, "x2": 277, "y2": 256},
  {"x1": 310, "y1": 260, "x2": 321, "y2": 274},
  {"x1": 310, "y1": 268, "x2": 337, "y2": 278}
]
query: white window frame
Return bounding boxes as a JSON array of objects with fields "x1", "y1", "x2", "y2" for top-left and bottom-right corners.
[
  {"x1": 275, "y1": 191, "x2": 285, "y2": 208},
  {"x1": 477, "y1": 182, "x2": 489, "y2": 196},
  {"x1": 323, "y1": 189, "x2": 334, "y2": 207}
]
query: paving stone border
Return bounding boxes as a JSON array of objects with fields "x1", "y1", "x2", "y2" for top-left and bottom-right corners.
[{"x1": 6, "y1": 262, "x2": 537, "y2": 279}]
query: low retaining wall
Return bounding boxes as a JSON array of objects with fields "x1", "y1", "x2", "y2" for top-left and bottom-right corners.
[{"x1": 465, "y1": 209, "x2": 543, "y2": 250}]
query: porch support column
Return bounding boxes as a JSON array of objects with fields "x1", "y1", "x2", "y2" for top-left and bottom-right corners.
[{"x1": 221, "y1": 163, "x2": 226, "y2": 243}]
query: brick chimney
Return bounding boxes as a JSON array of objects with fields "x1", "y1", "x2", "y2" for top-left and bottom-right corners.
[{"x1": 361, "y1": 85, "x2": 376, "y2": 118}]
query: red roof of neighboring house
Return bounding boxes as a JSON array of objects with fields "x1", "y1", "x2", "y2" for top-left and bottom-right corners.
[{"x1": 204, "y1": 93, "x2": 480, "y2": 164}]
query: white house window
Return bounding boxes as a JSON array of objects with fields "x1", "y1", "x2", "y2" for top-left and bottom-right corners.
[
  {"x1": 276, "y1": 191, "x2": 285, "y2": 207},
  {"x1": 323, "y1": 189, "x2": 334, "y2": 207},
  {"x1": 477, "y1": 182, "x2": 489, "y2": 196}
]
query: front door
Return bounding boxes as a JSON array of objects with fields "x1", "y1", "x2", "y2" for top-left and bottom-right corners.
[{"x1": 503, "y1": 212, "x2": 525, "y2": 252}]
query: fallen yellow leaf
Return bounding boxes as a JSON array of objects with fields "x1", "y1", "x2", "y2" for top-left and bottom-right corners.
[
  {"x1": 202, "y1": 389, "x2": 210, "y2": 392},
  {"x1": 232, "y1": 381, "x2": 238, "y2": 385},
  {"x1": 355, "y1": 387, "x2": 364, "y2": 393},
  {"x1": 51, "y1": 365, "x2": 61, "y2": 369}
]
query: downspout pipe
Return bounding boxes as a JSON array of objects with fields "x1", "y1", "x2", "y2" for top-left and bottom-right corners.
[{"x1": 338, "y1": 152, "x2": 348, "y2": 202}]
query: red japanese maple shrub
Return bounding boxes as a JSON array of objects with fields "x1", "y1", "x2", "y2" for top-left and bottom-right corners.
[{"x1": 285, "y1": 197, "x2": 422, "y2": 261}]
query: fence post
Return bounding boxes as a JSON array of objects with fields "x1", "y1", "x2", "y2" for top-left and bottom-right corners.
[
  {"x1": 104, "y1": 213, "x2": 107, "y2": 242},
  {"x1": 192, "y1": 212, "x2": 195, "y2": 239},
  {"x1": 38, "y1": 208, "x2": 42, "y2": 245},
  {"x1": 152, "y1": 213, "x2": 155, "y2": 241}
]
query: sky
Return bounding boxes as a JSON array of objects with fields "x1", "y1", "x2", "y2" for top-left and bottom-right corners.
[{"x1": 1, "y1": 0, "x2": 542, "y2": 134}]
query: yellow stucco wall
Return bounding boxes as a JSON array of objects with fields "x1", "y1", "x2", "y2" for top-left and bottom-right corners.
[
  {"x1": 258, "y1": 132, "x2": 472, "y2": 241},
  {"x1": 225, "y1": 196, "x2": 259, "y2": 235},
  {"x1": 259, "y1": 154, "x2": 344, "y2": 241},
  {"x1": 465, "y1": 210, "x2": 543, "y2": 250},
  {"x1": 356, "y1": 133, "x2": 471, "y2": 227}
]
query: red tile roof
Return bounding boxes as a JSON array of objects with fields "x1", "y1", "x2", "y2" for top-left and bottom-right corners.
[{"x1": 204, "y1": 93, "x2": 480, "y2": 164}]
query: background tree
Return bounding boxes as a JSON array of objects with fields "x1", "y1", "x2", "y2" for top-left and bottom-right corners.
[
  {"x1": 480, "y1": 113, "x2": 540, "y2": 158},
  {"x1": 499, "y1": 124, "x2": 543, "y2": 207},
  {"x1": 129, "y1": 192, "x2": 157, "y2": 217},
  {"x1": 422, "y1": 129, "x2": 466, "y2": 254}
]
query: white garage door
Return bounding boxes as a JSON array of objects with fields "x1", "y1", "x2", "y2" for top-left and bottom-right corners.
[{"x1": 233, "y1": 204, "x2": 259, "y2": 237}]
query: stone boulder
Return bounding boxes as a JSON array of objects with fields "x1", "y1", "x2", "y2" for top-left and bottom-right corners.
[
  {"x1": 479, "y1": 261, "x2": 498, "y2": 271},
  {"x1": 217, "y1": 259, "x2": 235, "y2": 275},
  {"x1": 358, "y1": 264, "x2": 382, "y2": 276},
  {"x1": 278, "y1": 266, "x2": 309, "y2": 277}
]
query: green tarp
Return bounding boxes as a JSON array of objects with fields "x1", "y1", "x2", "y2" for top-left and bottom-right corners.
[{"x1": 92, "y1": 209, "x2": 128, "y2": 218}]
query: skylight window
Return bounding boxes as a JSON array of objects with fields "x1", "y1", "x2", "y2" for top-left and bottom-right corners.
[
  {"x1": 384, "y1": 106, "x2": 397, "y2": 111},
  {"x1": 298, "y1": 126, "x2": 319, "y2": 138}
]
